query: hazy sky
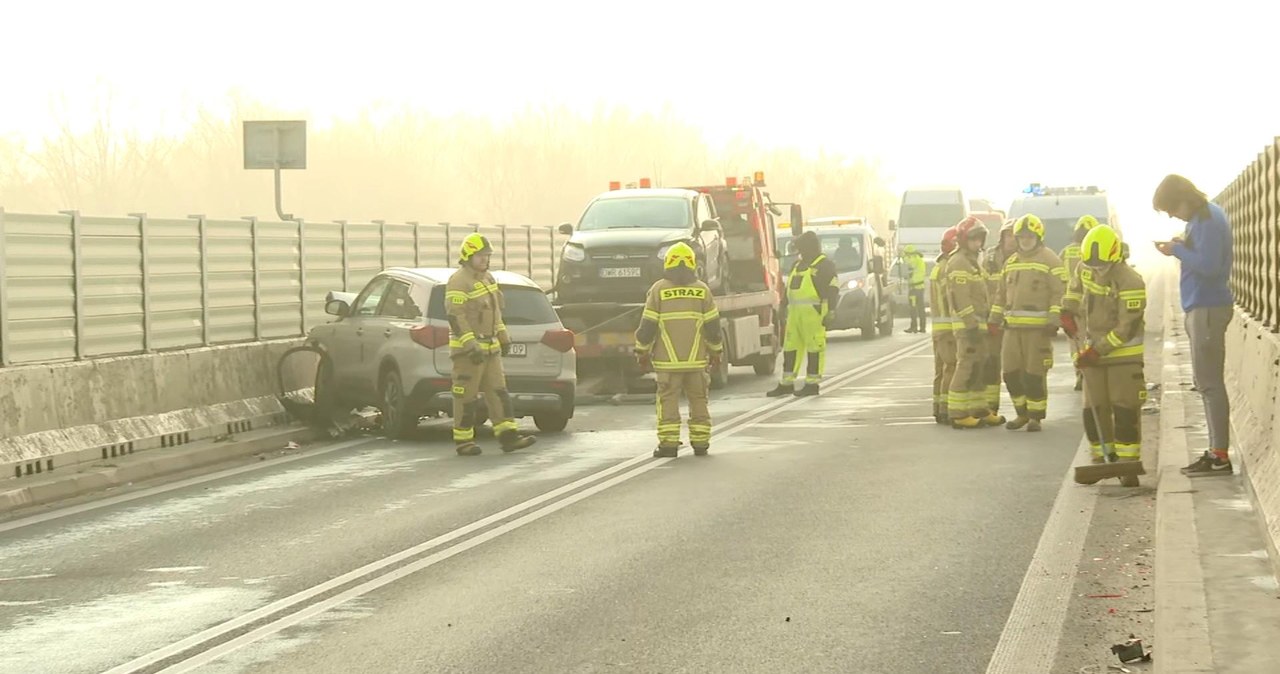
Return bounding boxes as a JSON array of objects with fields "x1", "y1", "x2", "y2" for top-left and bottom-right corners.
[{"x1": 4, "y1": 0, "x2": 1277, "y2": 238}]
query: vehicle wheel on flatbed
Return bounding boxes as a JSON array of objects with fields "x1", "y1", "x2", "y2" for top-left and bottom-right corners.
[
  {"x1": 534, "y1": 413, "x2": 569, "y2": 433},
  {"x1": 379, "y1": 369, "x2": 418, "y2": 439},
  {"x1": 878, "y1": 302, "x2": 895, "y2": 336}
]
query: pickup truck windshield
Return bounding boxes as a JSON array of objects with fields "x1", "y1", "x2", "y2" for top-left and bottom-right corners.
[{"x1": 578, "y1": 197, "x2": 692, "y2": 231}]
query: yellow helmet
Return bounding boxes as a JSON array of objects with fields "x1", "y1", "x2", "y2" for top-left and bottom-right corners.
[
  {"x1": 663, "y1": 242, "x2": 697, "y2": 270},
  {"x1": 1013, "y1": 214, "x2": 1045, "y2": 240},
  {"x1": 1075, "y1": 214, "x2": 1100, "y2": 232},
  {"x1": 1081, "y1": 224, "x2": 1123, "y2": 265},
  {"x1": 459, "y1": 233, "x2": 492, "y2": 262},
  {"x1": 903, "y1": 244, "x2": 918, "y2": 255}
]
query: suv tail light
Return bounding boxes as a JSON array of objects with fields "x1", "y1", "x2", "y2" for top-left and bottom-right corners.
[
  {"x1": 541, "y1": 328, "x2": 576, "y2": 353},
  {"x1": 410, "y1": 325, "x2": 450, "y2": 349}
]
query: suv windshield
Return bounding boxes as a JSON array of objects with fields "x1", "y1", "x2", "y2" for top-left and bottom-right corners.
[
  {"x1": 429, "y1": 285, "x2": 560, "y2": 326},
  {"x1": 779, "y1": 233, "x2": 864, "y2": 273},
  {"x1": 578, "y1": 197, "x2": 692, "y2": 231}
]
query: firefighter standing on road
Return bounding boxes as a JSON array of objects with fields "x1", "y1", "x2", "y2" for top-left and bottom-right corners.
[
  {"x1": 767, "y1": 231, "x2": 840, "y2": 397},
  {"x1": 930, "y1": 226, "x2": 960, "y2": 424},
  {"x1": 1060, "y1": 215, "x2": 1099, "y2": 391},
  {"x1": 447, "y1": 234, "x2": 537, "y2": 456},
  {"x1": 904, "y1": 245, "x2": 928, "y2": 333},
  {"x1": 946, "y1": 217, "x2": 1003, "y2": 429},
  {"x1": 1063, "y1": 225, "x2": 1146, "y2": 463},
  {"x1": 979, "y1": 221, "x2": 1016, "y2": 423},
  {"x1": 634, "y1": 242, "x2": 725, "y2": 458},
  {"x1": 990, "y1": 214, "x2": 1068, "y2": 432}
]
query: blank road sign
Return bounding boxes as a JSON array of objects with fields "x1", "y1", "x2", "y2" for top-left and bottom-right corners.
[{"x1": 243, "y1": 120, "x2": 307, "y2": 169}]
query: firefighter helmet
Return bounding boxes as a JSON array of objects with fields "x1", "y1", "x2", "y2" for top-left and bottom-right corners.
[
  {"x1": 459, "y1": 233, "x2": 492, "y2": 262},
  {"x1": 663, "y1": 242, "x2": 697, "y2": 270},
  {"x1": 904, "y1": 244, "x2": 918, "y2": 255},
  {"x1": 1013, "y1": 214, "x2": 1045, "y2": 240},
  {"x1": 955, "y1": 216, "x2": 988, "y2": 243},
  {"x1": 1081, "y1": 225, "x2": 1123, "y2": 265},
  {"x1": 1075, "y1": 214, "x2": 1100, "y2": 232},
  {"x1": 940, "y1": 226, "x2": 960, "y2": 255}
]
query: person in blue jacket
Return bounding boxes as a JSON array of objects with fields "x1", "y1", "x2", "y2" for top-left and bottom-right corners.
[{"x1": 1153, "y1": 174, "x2": 1235, "y2": 476}]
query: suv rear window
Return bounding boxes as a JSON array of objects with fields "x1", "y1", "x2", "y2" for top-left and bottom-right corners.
[{"x1": 428, "y1": 285, "x2": 560, "y2": 326}]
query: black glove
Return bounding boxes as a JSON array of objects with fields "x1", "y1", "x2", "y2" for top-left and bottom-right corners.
[{"x1": 501, "y1": 342, "x2": 511, "y2": 357}]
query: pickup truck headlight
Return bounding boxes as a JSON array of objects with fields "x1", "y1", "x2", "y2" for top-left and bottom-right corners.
[{"x1": 562, "y1": 244, "x2": 586, "y2": 263}]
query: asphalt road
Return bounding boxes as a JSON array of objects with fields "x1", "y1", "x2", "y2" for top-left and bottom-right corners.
[{"x1": 0, "y1": 320, "x2": 1094, "y2": 674}]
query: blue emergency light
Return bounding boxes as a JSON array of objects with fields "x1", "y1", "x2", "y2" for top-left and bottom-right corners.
[{"x1": 1023, "y1": 183, "x2": 1046, "y2": 196}]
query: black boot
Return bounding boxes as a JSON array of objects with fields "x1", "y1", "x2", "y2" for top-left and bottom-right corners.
[
  {"x1": 498, "y1": 430, "x2": 536, "y2": 453},
  {"x1": 766, "y1": 383, "x2": 793, "y2": 397},
  {"x1": 795, "y1": 383, "x2": 820, "y2": 397},
  {"x1": 692, "y1": 443, "x2": 710, "y2": 457},
  {"x1": 654, "y1": 442, "x2": 679, "y2": 458},
  {"x1": 455, "y1": 441, "x2": 481, "y2": 456}
]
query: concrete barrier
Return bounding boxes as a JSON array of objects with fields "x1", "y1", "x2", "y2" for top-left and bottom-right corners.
[
  {"x1": 0, "y1": 338, "x2": 317, "y2": 480},
  {"x1": 1224, "y1": 312, "x2": 1280, "y2": 565}
]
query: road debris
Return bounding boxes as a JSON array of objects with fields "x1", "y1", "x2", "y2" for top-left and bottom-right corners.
[{"x1": 1110, "y1": 635, "x2": 1151, "y2": 663}]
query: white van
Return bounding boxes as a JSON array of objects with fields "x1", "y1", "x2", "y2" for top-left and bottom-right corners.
[
  {"x1": 1006, "y1": 185, "x2": 1119, "y2": 257},
  {"x1": 891, "y1": 186, "x2": 969, "y2": 259}
]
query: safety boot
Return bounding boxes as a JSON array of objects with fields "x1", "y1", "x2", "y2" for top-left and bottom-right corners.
[
  {"x1": 654, "y1": 442, "x2": 679, "y2": 458},
  {"x1": 1074, "y1": 372, "x2": 1083, "y2": 391},
  {"x1": 455, "y1": 441, "x2": 482, "y2": 456},
  {"x1": 981, "y1": 413, "x2": 1007, "y2": 427},
  {"x1": 794, "y1": 383, "x2": 820, "y2": 397},
  {"x1": 951, "y1": 416, "x2": 982, "y2": 429},
  {"x1": 1026, "y1": 419, "x2": 1042, "y2": 432},
  {"x1": 1005, "y1": 416, "x2": 1031, "y2": 431},
  {"x1": 692, "y1": 443, "x2": 710, "y2": 457},
  {"x1": 766, "y1": 383, "x2": 793, "y2": 397},
  {"x1": 498, "y1": 430, "x2": 537, "y2": 453}
]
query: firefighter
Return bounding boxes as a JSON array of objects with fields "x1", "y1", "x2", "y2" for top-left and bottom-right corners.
[
  {"x1": 634, "y1": 242, "x2": 724, "y2": 458},
  {"x1": 946, "y1": 217, "x2": 1002, "y2": 429},
  {"x1": 1060, "y1": 215, "x2": 1099, "y2": 391},
  {"x1": 1064, "y1": 225, "x2": 1146, "y2": 463},
  {"x1": 446, "y1": 233, "x2": 537, "y2": 456},
  {"x1": 903, "y1": 244, "x2": 928, "y2": 333},
  {"x1": 767, "y1": 231, "x2": 840, "y2": 397},
  {"x1": 990, "y1": 214, "x2": 1068, "y2": 432},
  {"x1": 980, "y1": 221, "x2": 1016, "y2": 422},
  {"x1": 931, "y1": 226, "x2": 961, "y2": 424}
]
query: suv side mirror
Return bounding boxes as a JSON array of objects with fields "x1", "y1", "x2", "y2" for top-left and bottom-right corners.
[
  {"x1": 700, "y1": 219, "x2": 721, "y2": 232},
  {"x1": 557, "y1": 222, "x2": 574, "y2": 235},
  {"x1": 325, "y1": 299, "x2": 351, "y2": 317},
  {"x1": 873, "y1": 236, "x2": 886, "y2": 247},
  {"x1": 789, "y1": 205, "x2": 804, "y2": 236},
  {"x1": 888, "y1": 219, "x2": 897, "y2": 231}
]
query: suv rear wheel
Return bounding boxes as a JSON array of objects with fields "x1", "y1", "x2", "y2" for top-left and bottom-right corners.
[
  {"x1": 534, "y1": 413, "x2": 569, "y2": 433},
  {"x1": 379, "y1": 369, "x2": 418, "y2": 439}
]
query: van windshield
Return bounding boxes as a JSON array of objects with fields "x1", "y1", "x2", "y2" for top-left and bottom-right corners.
[
  {"x1": 898, "y1": 204, "x2": 966, "y2": 228},
  {"x1": 578, "y1": 197, "x2": 692, "y2": 231}
]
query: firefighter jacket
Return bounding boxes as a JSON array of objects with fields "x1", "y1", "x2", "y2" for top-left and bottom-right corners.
[
  {"x1": 445, "y1": 265, "x2": 507, "y2": 357},
  {"x1": 906, "y1": 253, "x2": 927, "y2": 290},
  {"x1": 1060, "y1": 243, "x2": 1082, "y2": 282},
  {"x1": 982, "y1": 250, "x2": 1007, "y2": 304},
  {"x1": 1063, "y1": 262, "x2": 1146, "y2": 364},
  {"x1": 782, "y1": 254, "x2": 840, "y2": 314},
  {"x1": 930, "y1": 253, "x2": 956, "y2": 338},
  {"x1": 634, "y1": 279, "x2": 724, "y2": 372},
  {"x1": 991, "y1": 245, "x2": 1068, "y2": 329},
  {"x1": 945, "y1": 249, "x2": 989, "y2": 331}
]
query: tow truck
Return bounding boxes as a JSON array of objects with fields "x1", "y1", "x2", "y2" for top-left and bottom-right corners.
[{"x1": 553, "y1": 172, "x2": 801, "y2": 394}]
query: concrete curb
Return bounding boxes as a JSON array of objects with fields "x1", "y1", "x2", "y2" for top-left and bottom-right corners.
[
  {"x1": 1153, "y1": 270, "x2": 1215, "y2": 673},
  {"x1": 0, "y1": 424, "x2": 318, "y2": 516}
]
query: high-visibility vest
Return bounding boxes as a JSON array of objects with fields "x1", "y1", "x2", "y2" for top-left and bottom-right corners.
[{"x1": 787, "y1": 254, "x2": 832, "y2": 311}]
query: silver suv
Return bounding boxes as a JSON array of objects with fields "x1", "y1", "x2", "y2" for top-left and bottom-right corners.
[{"x1": 309, "y1": 267, "x2": 577, "y2": 438}]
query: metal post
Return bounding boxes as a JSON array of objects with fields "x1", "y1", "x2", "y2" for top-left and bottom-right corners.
[
  {"x1": 129, "y1": 212, "x2": 153, "y2": 352},
  {"x1": 243, "y1": 216, "x2": 262, "y2": 340},
  {"x1": 526, "y1": 225, "x2": 534, "y2": 277},
  {"x1": 0, "y1": 207, "x2": 9, "y2": 366},
  {"x1": 409, "y1": 221, "x2": 421, "y2": 267},
  {"x1": 440, "y1": 223, "x2": 451, "y2": 265},
  {"x1": 337, "y1": 220, "x2": 349, "y2": 291},
  {"x1": 374, "y1": 219, "x2": 387, "y2": 270},
  {"x1": 297, "y1": 218, "x2": 308, "y2": 335},
  {"x1": 498, "y1": 225, "x2": 508, "y2": 269},
  {"x1": 60, "y1": 210, "x2": 85, "y2": 360},
  {"x1": 191, "y1": 214, "x2": 211, "y2": 346}
]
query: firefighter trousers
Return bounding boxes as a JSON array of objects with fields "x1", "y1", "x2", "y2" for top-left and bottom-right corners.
[
  {"x1": 932, "y1": 335, "x2": 957, "y2": 417},
  {"x1": 983, "y1": 331, "x2": 1003, "y2": 413},
  {"x1": 656, "y1": 370, "x2": 711, "y2": 447},
  {"x1": 1002, "y1": 328, "x2": 1054, "y2": 420},
  {"x1": 1081, "y1": 362, "x2": 1145, "y2": 461},
  {"x1": 908, "y1": 287, "x2": 926, "y2": 329},
  {"x1": 781, "y1": 305, "x2": 826, "y2": 385},
  {"x1": 948, "y1": 328, "x2": 989, "y2": 420},
  {"x1": 451, "y1": 351, "x2": 518, "y2": 444}
]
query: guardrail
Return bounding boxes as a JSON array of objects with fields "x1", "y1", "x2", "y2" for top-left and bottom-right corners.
[
  {"x1": 0, "y1": 209, "x2": 569, "y2": 366},
  {"x1": 1215, "y1": 136, "x2": 1280, "y2": 331}
]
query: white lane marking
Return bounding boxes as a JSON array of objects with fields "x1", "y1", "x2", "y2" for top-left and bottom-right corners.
[
  {"x1": 112, "y1": 339, "x2": 932, "y2": 674},
  {"x1": 0, "y1": 438, "x2": 377, "y2": 535},
  {"x1": 145, "y1": 567, "x2": 207, "y2": 574},
  {"x1": 984, "y1": 438, "x2": 1099, "y2": 673},
  {"x1": 0, "y1": 573, "x2": 55, "y2": 582}
]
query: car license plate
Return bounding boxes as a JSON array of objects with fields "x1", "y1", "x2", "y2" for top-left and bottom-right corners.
[
  {"x1": 600, "y1": 267, "x2": 642, "y2": 278},
  {"x1": 506, "y1": 343, "x2": 527, "y2": 357}
]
